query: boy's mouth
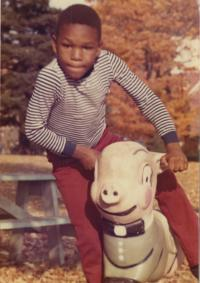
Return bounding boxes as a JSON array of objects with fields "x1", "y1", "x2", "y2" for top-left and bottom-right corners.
[
  {"x1": 67, "y1": 64, "x2": 85, "y2": 70},
  {"x1": 66, "y1": 66, "x2": 85, "y2": 74}
]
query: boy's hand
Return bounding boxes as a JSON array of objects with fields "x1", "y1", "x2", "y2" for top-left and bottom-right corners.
[
  {"x1": 160, "y1": 143, "x2": 188, "y2": 172},
  {"x1": 72, "y1": 145, "x2": 100, "y2": 170}
]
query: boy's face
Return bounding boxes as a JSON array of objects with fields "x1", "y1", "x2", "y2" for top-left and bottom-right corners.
[{"x1": 52, "y1": 23, "x2": 101, "y2": 80}]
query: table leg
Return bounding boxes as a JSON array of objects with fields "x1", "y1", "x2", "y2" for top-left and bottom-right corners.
[{"x1": 43, "y1": 181, "x2": 65, "y2": 265}]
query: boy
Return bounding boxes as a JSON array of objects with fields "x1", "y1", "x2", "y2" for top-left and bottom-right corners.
[{"x1": 25, "y1": 4, "x2": 198, "y2": 283}]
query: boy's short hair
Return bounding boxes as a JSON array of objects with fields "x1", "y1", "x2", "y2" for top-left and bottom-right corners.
[{"x1": 55, "y1": 4, "x2": 101, "y2": 40}]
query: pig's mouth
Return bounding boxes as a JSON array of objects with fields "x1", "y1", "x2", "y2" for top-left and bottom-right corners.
[{"x1": 97, "y1": 204, "x2": 137, "y2": 216}]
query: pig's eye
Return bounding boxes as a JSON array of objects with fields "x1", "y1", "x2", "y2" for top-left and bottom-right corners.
[{"x1": 142, "y1": 164, "x2": 152, "y2": 185}]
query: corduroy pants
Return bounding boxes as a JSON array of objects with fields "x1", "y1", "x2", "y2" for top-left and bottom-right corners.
[{"x1": 48, "y1": 128, "x2": 198, "y2": 283}]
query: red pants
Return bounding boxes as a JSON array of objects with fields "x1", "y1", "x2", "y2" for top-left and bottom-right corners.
[{"x1": 48, "y1": 128, "x2": 198, "y2": 283}]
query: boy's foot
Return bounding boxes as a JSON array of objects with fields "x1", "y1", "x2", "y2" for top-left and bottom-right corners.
[{"x1": 190, "y1": 265, "x2": 199, "y2": 279}]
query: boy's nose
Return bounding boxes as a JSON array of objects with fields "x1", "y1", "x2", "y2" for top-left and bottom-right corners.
[{"x1": 71, "y1": 47, "x2": 82, "y2": 61}]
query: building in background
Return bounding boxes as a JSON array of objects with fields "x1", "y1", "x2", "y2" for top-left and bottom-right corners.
[{"x1": 49, "y1": 0, "x2": 86, "y2": 10}]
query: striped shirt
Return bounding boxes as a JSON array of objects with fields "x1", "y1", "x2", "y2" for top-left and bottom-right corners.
[{"x1": 25, "y1": 49, "x2": 178, "y2": 156}]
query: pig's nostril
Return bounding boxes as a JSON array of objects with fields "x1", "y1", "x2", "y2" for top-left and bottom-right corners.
[
  {"x1": 103, "y1": 190, "x2": 108, "y2": 195},
  {"x1": 102, "y1": 190, "x2": 118, "y2": 197}
]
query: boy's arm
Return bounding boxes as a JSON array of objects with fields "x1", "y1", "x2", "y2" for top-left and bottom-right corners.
[
  {"x1": 25, "y1": 68, "x2": 68, "y2": 155},
  {"x1": 108, "y1": 52, "x2": 188, "y2": 172},
  {"x1": 26, "y1": 67, "x2": 100, "y2": 168}
]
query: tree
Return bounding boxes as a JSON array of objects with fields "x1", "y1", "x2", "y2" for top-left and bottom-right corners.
[
  {"x1": 93, "y1": 0, "x2": 199, "y2": 150},
  {"x1": 1, "y1": 0, "x2": 199, "y2": 156},
  {"x1": 1, "y1": 0, "x2": 58, "y2": 152}
]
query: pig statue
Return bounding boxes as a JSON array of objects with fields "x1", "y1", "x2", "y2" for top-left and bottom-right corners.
[{"x1": 91, "y1": 141, "x2": 183, "y2": 282}]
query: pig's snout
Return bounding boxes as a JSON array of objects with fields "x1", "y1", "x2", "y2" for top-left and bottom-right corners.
[{"x1": 100, "y1": 185, "x2": 120, "y2": 205}]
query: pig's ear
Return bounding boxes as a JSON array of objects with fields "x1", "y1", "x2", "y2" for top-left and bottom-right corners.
[{"x1": 150, "y1": 152, "x2": 166, "y2": 174}]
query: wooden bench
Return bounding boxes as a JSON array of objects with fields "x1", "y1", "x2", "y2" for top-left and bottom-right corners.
[{"x1": 0, "y1": 172, "x2": 74, "y2": 265}]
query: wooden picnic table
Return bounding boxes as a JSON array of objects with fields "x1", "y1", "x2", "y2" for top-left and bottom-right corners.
[{"x1": 0, "y1": 172, "x2": 73, "y2": 265}]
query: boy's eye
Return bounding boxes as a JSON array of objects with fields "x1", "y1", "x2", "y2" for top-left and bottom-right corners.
[
  {"x1": 83, "y1": 46, "x2": 94, "y2": 50},
  {"x1": 62, "y1": 43, "x2": 72, "y2": 48}
]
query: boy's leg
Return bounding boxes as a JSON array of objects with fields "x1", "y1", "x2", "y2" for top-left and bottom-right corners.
[
  {"x1": 53, "y1": 161, "x2": 103, "y2": 283},
  {"x1": 48, "y1": 128, "x2": 122, "y2": 283},
  {"x1": 155, "y1": 170, "x2": 198, "y2": 271}
]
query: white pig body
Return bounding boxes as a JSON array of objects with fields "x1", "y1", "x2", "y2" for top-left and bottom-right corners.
[{"x1": 91, "y1": 141, "x2": 183, "y2": 282}]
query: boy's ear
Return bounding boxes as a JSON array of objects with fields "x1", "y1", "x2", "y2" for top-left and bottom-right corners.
[{"x1": 51, "y1": 34, "x2": 57, "y2": 55}]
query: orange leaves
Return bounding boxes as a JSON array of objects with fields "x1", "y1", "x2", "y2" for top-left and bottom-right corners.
[{"x1": 93, "y1": 0, "x2": 198, "y2": 143}]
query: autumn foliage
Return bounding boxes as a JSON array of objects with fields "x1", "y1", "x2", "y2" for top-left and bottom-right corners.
[
  {"x1": 93, "y1": 0, "x2": 199, "y2": 146},
  {"x1": 1, "y1": 0, "x2": 199, "y2": 153}
]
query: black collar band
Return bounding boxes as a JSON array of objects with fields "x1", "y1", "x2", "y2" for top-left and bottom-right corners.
[{"x1": 102, "y1": 218, "x2": 145, "y2": 238}]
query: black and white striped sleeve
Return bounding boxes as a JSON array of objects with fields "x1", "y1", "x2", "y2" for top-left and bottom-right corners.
[
  {"x1": 108, "y1": 52, "x2": 178, "y2": 143},
  {"x1": 25, "y1": 68, "x2": 67, "y2": 154}
]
